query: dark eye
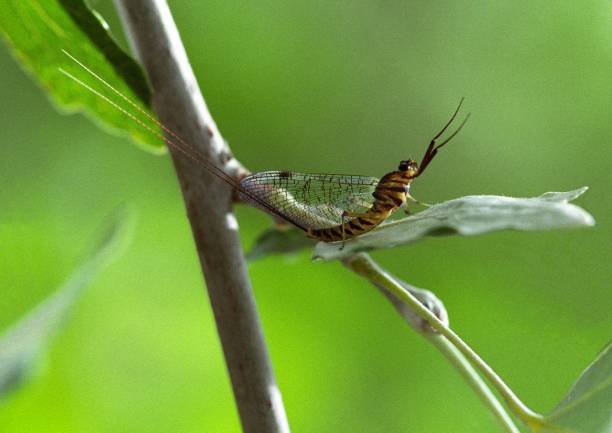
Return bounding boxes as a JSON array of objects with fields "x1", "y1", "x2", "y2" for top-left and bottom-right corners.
[{"x1": 399, "y1": 161, "x2": 409, "y2": 171}]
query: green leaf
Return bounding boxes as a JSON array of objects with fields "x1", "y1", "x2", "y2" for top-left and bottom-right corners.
[
  {"x1": 314, "y1": 187, "x2": 594, "y2": 260},
  {"x1": 0, "y1": 207, "x2": 135, "y2": 399},
  {"x1": 539, "y1": 342, "x2": 612, "y2": 433},
  {"x1": 0, "y1": 0, "x2": 164, "y2": 152},
  {"x1": 246, "y1": 227, "x2": 316, "y2": 261}
]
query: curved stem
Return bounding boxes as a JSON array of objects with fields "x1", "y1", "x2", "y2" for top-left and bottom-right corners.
[
  {"x1": 427, "y1": 335, "x2": 521, "y2": 433},
  {"x1": 114, "y1": 1, "x2": 290, "y2": 432},
  {"x1": 346, "y1": 253, "x2": 545, "y2": 430}
]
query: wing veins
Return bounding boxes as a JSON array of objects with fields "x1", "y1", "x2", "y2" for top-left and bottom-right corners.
[{"x1": 240, "y1": 172, "x2": 379, "y2": 229}]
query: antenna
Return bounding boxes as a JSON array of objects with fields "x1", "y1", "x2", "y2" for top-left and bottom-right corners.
[{"x1": 417, "y1": 98, "x2": 470, "y2": 177}]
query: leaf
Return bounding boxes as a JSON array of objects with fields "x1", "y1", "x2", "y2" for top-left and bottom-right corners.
[
  {"x1": 0, "y1": 207, "x2": 135, "y2": 399},
  {"x1": 539, "y1": 342, "x2": 612, "y2": 433},
  {"x1": 314, "y1": 187, "x2": 594, "y2": 261},
  {"x1": 246, "y1": 227, "x2": 316, "y2": 261},
  {"x1": 0, "y1": 0, "x2": 164, "y2": 152}
]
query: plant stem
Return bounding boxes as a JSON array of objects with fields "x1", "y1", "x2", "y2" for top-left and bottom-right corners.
[
  {"x1": 343, "y1": 255, "x2": 520, "y2": 433},
  {"x1": 427, "y1": 335, "x2": 521, "y2": 433},
  {"x1": 114, "y1": 1, "x2": 290, "y2": 432},
  {"x1": 346, "y1": 253, "x2": 545, "y2": 431}
]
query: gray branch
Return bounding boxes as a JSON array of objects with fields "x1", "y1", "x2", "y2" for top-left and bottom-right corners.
[{"x1": 114, "y1": 1, "x2": 290, "y2": 432}]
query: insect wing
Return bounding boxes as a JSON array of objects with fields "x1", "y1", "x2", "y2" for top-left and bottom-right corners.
[{"x1": 239, "y1": 172, "x2": 379, "y2": 230}]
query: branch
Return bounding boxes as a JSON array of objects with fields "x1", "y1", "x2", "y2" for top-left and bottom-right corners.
[
  {"x1": 342, "y1": 255, "x2": 520, "y2": 433},
  {"x1": 345, "y1": 253, "x2": 545, "y2": 431},
  {"x1": 113, "y1": 1, "x2": 290, "y2": 432},
  {"x1": 426, "y1": 336, "x2": 521, "y2": 433}
]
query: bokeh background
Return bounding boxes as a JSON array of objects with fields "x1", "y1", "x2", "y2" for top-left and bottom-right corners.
[{"x1": 1, "y1": 1, "x2": 610, "y2": 432}]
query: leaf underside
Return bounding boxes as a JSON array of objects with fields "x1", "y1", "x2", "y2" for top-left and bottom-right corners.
[
  {"x1": 540, "y1": 342, "x2": 612, "y2": 433},
  {"x1": 311, "y1": 187, "x2": 594, "y2": 260},
  {"x1": 246, "y1": 227, "x2": 316, "y2": 261}
]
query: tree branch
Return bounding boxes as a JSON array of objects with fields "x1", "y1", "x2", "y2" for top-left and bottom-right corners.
[{"x1": 113, "y1": 1, "x2": 290, "y2": 432}]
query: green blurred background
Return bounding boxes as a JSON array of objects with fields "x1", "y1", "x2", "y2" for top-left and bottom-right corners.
[{"x1": 1, "y1": 1, "x2": 610, "y2": 432}]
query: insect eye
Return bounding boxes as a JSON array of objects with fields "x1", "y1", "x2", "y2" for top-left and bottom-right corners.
[{"x1": 399, "y1": 161, "x2": 409, "y2": 171}]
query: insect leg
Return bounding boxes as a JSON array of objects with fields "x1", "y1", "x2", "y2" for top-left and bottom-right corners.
[
  {"x1": 340, "y1": 212, "x2": 349, "y2": 250},
  {"x1": 401, "y1": 201, "x2": 412, "y2": 215},
  {"x1": 406, "y1": 194, "x2": 431, "y2": 207},
  {"x1": 339, "y1": 210, "x2": 366, "y2": 249}
]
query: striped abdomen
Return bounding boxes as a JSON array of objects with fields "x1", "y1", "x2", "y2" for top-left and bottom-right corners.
[{"x1": 307, "y1": 171, "x2": 412, "y2": 242}]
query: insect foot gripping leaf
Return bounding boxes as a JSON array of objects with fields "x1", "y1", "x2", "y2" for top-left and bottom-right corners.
[{"x1": 314, "y1": 187, "x2": 595, "y2": 260}]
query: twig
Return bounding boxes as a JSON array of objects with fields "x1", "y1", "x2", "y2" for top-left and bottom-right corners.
[
  {"x1": 427, "y1": 335, "x2": 521, "y2": 433},
  {"x1": 113, "y1": 1, "x2": 290, "y2": 432},
  {"x1": 345, "y1": 253, "x2": 545, "y2": 431},
  {"x1": 342, "y1": 256, "x2": 520, "y2": 432}
]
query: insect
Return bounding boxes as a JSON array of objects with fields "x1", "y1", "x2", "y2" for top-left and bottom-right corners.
[{"x1": 60, "y1": 51, "x2": 469, "y2": 244}]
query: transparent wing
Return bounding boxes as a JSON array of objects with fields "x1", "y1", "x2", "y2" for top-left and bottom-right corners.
[{"x1": 239, "y1": 171, "x2": 379, "y2": 230}]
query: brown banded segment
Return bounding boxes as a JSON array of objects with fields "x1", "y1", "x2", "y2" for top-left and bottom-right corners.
[
  {"x1": 377, "y1": 202, "x2": 395, "y2": 211},
  {"x1": 331, "y1": 227, "x2": 343, "y2": 237},
  {"x1": 344, "y1": 227, "x2": 354, "y2": 236},
  {"x1": 348, "y1": 220, "x2": 362, "y2": 230},
  {"x1": 315, "y1": 228, "x2": 329, "y2": 239},
  {"x1": 372, "y1": 191, "x2": 386, "y2": 201},
  {"x1": 389, "y1": 194, "x2": 404, "y2": 207},
  {"x1": 358, "y1": 217, "x2": 375, "y2": 226},
  {"x1": 304, "y1": 168, "x2": 415, "y2": 243},
  {"x1": 328, "y1": 232, "x2": 339, "y2": 240},
  {"x1": 326, "y1": 228, "x2": 344, "y2": 242},
  {"x1": 380, "y1": 185, "x2": 408, "y2": 193}
]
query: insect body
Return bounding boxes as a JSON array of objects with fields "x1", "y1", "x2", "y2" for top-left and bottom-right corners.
[
  {"x1": 239, "y1": 102, "x2": 469, "y2": 243},
  {"x1": 239, "y1": 166, "x2": 415, "y2": 242},
  {"x1": 60, "y1": 51, "x2": 469, "y2": 244},
  {"x1": 308, "y1": 164, "x2": 417, "y2": 242}
]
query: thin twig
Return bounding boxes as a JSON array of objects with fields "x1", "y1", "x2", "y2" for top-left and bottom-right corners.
[
  {"x1": 345, "y1": 253, "x2": 545, "y2": 431},
  {"x1": 113, "y1": 1, "x2": 290, "y2": 432},
  {"x1": 427, "y1": 335, "x2": 521, "y2": 433},
  {"x1": 342, "y1": 256, "x2": 520, "y2": 432}
]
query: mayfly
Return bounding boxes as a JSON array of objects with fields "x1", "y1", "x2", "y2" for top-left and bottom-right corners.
[{"x1": 59, "y1": 51, "x2": 469, "y2": 244}]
